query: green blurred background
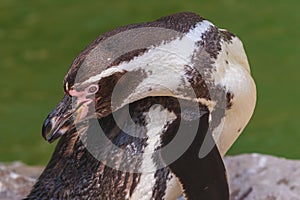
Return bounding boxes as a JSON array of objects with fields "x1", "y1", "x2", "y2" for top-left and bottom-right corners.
[{"x1": 0, "y1": 0, "x2": 299, "y2": 166}]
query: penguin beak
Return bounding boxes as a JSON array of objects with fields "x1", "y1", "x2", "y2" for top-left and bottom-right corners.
[
  {"x1": 42, "y1": 95, "x2": 75, "y2": 143},
  {"x1": 42, "y1": 86, "x2": 98, "y2": 143}
]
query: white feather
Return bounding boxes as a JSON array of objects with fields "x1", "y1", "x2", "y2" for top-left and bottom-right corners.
[
  {"x1": 211, "y1": 36, "x2": 256, "y2": 155},
  {"x1": 130, "y1": 105, "x2": 177, "y2": 200}
]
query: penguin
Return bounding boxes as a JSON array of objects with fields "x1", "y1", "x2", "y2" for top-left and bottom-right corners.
[{"x1": 26, "y1": 12, "x2": 256, "y2": 200}]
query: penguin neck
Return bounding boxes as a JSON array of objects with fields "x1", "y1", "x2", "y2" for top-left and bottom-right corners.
[
  {"x1": 26, "y1": 129, "x2": 105, "y2": 199},
  {"x1": 162, "y1": 111, "x2": 229, "y2": 199}
]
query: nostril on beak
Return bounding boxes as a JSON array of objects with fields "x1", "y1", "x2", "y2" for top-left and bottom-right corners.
[{"x1": 42, "y1": 118, "x2": 53, "y2": 141}]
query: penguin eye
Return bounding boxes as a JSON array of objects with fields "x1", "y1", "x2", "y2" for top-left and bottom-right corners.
[{"x1": 87, "y1": 84, "x2": 99, "y2": 94}]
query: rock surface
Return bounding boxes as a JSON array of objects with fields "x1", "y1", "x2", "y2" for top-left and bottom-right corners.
[
  {"x1": 0, "y1": 162, "x2": 43, "y2": 200},
  {"x1": 225, "y1": 154, "x2": 300, "y2": 200},
  {"x1": 1, "y1": 154, "x2": 300, "y2": 200}
]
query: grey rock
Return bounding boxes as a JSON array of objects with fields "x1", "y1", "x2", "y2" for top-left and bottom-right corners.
[
  {"x1": 1, "y1": 154, "x2": 300, "y2": 200},
  {"x1": 0, "y1": 162, "x2": 43, "y2": 200},
  {"x1": 225, "y1": 154, "x2": 300, "y2": 200}
]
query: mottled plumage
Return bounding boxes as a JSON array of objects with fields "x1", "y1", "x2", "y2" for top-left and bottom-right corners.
[{"x1": 26, "y1": 12, "x2": 256, "y2": 200}]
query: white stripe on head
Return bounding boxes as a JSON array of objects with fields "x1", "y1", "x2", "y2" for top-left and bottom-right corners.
[
  {"x1": 82, "y1": 67, "x2": 125, "y2": 85},
  {"x1": 82, "y1": 20, "x2": 213, "y2": 86},
  {"x1": 110, "y1": 21, "x2": 214, "y2": 110}
]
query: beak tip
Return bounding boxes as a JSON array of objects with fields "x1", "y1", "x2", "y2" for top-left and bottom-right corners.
[
  {"x1": 42, "y1": 116, "x2": 68, "y2": 143},
  {"x1": 42, "y1": 123, "x2": 51, "y2": 143},
  {"x1": 42, "y1": 118, "x2": 57, "y2": 143},
  {"x1": 42, "y1": 95, "x2": 74, "y2": 143}
]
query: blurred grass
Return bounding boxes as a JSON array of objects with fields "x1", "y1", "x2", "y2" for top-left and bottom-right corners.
[{"x1": 0, "y1": 0, "x2": 299, "y2": 165}]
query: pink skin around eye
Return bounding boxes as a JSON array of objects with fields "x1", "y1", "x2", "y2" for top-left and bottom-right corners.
[{"x1": 68, "y1": 89, "x2": 94, "y2": 122}]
